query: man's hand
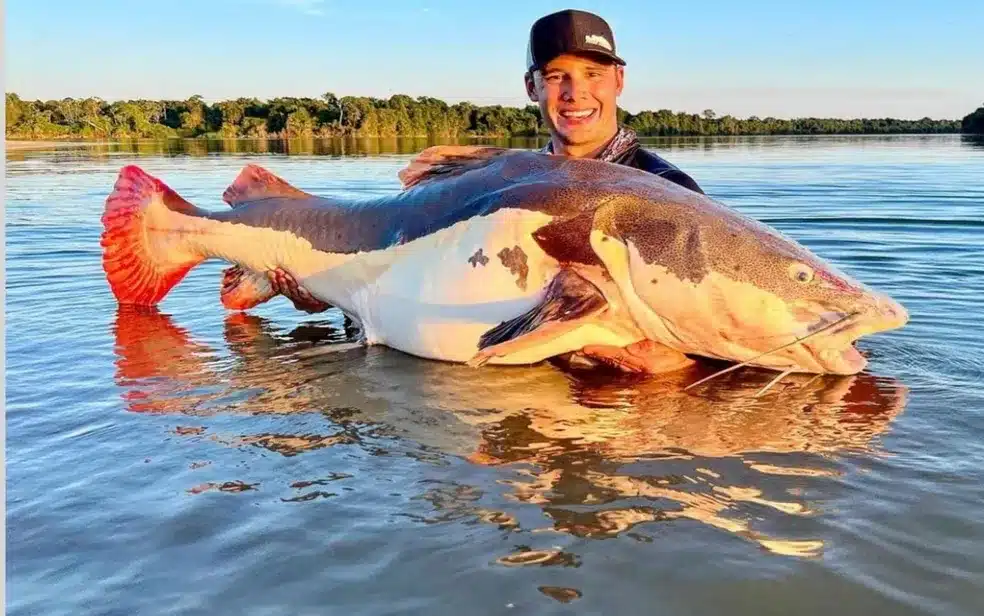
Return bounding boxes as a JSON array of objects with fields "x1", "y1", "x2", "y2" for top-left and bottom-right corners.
[{"x1": 267, "y1": 268, "x2": 332, "y2": 314}]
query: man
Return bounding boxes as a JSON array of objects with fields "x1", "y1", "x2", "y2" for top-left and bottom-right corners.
[
  {"x1": 273, "y1": 9, "x2": 703, "y2": 314},
  {"x1": 524, "y1": 9, "x2": 704, "y2": 194},
  {"x1": 522, "y1": 10, "x2": 706, "y2": 373}
]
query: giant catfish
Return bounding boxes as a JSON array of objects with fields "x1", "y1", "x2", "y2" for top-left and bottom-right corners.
[{"x1": 100, "y1": 145, "x2": 908, "y2": 377}]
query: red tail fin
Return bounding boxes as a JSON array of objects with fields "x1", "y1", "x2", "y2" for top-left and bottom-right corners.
[{"x1": 100, "y1": 165, "x2": 206, "y2": 306}]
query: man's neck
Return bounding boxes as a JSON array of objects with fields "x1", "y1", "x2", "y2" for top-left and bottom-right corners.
[{"x1": 550, "y1": 130, "x2": 618, "y2": 159}]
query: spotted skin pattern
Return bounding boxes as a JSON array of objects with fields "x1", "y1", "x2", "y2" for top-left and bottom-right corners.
[
  {"x1": 468, "y1": 248, "x2": 490, "y2": 267},
  {"x1": 497, "y1": 246, "x2": 530, "y2": 290}
]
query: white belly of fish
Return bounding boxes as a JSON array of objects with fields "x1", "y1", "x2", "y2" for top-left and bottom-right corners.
[{"x1": 344, "y1": 208, "x2": 561, "y2": 362}]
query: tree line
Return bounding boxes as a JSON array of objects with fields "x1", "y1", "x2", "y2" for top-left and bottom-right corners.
[
  {"x1": 962, "y1": 104, "x2": 984, "y2": 134},
  {"x1": 5, "y1": 92, "x2": 977, "y2": 140}
]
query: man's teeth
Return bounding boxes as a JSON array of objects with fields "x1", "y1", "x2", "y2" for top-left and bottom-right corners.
[{"x1": 562, "y1": 110, "x2": 595, "y2": 118}]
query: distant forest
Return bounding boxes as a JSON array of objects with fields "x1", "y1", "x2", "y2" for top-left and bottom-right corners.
[{"x1": 6, "y1": 92, "x2": 983, "y2": 140}]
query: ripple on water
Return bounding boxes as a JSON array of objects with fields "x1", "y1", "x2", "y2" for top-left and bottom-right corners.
[{"x1": 5, "y1": 135, "x2": 984, "y2": 616}]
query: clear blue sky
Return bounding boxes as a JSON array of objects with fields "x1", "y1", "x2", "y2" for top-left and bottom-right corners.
[{"x1": 5, "y1": 0, "x2": 981, "y2": 119}]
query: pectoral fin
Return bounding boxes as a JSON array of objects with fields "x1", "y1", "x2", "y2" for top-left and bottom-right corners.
[
  {"x1": 579, "y1": 340, "x2": 694, "y2": 374},
  {"x1": 467, "y1": 269, "x2": 611, "y2": 367}
]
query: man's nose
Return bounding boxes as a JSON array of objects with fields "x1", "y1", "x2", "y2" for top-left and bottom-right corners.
[{"x1": 562, "y1": 77, "x2": 588, "y2": 100}]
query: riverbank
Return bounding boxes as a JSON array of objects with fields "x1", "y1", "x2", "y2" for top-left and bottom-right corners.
[{"x1": 5, "y1": 140, "x2": 108, "y2": 151}]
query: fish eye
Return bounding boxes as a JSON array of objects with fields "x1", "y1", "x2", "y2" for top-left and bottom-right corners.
[{"x1": 788, "y1": 262, "x2": 815, "y2": 284}]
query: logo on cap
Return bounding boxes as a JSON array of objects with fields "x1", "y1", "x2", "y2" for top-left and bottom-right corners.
[{"x1": 584, "y1": 34, "x2": 613, "y2": 51}]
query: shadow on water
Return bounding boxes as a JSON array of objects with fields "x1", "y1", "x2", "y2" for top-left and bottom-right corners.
[{"x1": 111, "y1": 306, "x2": 908, "y2": 558}]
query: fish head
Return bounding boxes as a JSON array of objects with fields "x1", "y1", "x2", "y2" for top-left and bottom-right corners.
[{"x1": 594, "y1": 191, "x2": 909, "y2": 375}]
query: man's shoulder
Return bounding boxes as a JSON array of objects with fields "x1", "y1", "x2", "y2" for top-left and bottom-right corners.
[{"x1": 618, "y1": 147, "x2": 705, "y2": 195}]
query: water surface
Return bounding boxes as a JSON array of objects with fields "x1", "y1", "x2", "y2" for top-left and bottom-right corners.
[{"x1": 6, "y1": 135, "x2": 984, "y2": 615}]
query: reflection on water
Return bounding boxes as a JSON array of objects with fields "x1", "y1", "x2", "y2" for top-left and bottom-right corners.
[
  {"x1": 962, "y1": 134, "x2": 984, "y2": 149},
  {"x1": 7, "y1": 136, "x2": 545, "y2": 161},
  {"x1": 11, "y1": 133, "x2": 961, "y2": 163},
  {"x1": 111, "y1": 306, "x2": 907, "y2": 558}
]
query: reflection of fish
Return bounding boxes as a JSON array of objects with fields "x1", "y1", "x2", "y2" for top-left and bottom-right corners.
[
  {"x1": 111, "y1": 309, "x2": 907, "y2": 556},
  {"x1": 112, "y1": 308, "x2": 906, "y2": 461},
  {"x1": 101, "y1": 146, "x2": 907, "y2": 376}
]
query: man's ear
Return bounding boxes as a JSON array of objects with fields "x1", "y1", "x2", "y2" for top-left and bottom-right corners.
[
  {"x1": 524, "y1": 71, "x2": 539, "y2": 102},
  {"x1": 614, "y1": 65, "x2": 625, "y2": 97}
]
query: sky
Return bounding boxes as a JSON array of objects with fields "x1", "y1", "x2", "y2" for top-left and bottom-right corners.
[{"x1": 4, "y1": 0, "x2": 982, "y2": 119}]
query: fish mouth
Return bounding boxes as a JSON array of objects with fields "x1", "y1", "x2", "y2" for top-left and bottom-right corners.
[
  {"x1": 802, "y1": 339, "x2": 869, "y2": 375},
  {"x1": 798, "y1": 296, "x2": 909, "y2": 375},
  {"x1": 718, "y1": 295, "x2": 909, "y2": 376}
]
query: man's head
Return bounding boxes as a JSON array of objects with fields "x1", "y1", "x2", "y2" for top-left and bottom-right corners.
[{"x1": 524, "y1": 10, "x2": 626, "y2": 155}]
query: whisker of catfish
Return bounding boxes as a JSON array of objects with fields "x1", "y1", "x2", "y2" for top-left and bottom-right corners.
[
  {"x1": 683, "y1": 311, "x2": 859, "y2": 392},
  {"x1": 754, "y1": 369, "x2": 794, "y2": 397}
]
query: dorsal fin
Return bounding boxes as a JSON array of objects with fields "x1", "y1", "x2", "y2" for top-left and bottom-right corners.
[
  {"x1": 398, "y1": 145, "x2": 511, "y2": 189},
  {"x1": 222, "y1": 164, "x2": 314, "y2": 207}
]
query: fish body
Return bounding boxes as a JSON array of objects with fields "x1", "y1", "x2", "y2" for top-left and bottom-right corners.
[{"x1": 100, "y1": 145, "x2": 908, "y2": 375}]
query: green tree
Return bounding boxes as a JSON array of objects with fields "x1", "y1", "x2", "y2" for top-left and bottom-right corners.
[
  {"x1": 962, "y1": 104, "x2": 984, "y2": 134},
  {"x1": 6, "y1": 93, "x2": 26, "y2": 127},
  {"x1": 178, "y1": 95, "x2": 207, "y2": 135}
]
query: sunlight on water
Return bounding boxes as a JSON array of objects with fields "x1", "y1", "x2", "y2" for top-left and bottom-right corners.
[{"x1": 6, "y1": 135, "x2": 984, "y2": 615}]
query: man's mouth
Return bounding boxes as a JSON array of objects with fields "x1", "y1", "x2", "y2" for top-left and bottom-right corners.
[{"x1": 559, "y1": 109, "x2": 597, "y2": 124}]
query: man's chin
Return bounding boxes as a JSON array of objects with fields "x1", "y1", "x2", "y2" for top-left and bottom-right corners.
[{"x1": 553, "y1": 125, "x2": 608, "y2": 148}]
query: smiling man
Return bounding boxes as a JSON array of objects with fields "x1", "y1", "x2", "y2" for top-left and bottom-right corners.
[
  {"x1": 268, "y1": 10, "x2": 704, "y2": 316},
  {"x1": 525, "y1": 9, "x2": 704, "y2": 194}
]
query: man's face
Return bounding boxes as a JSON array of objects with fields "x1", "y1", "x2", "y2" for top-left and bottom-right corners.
[{"x1": 526, "y1": 53, "x2": 624, "y2": 148}]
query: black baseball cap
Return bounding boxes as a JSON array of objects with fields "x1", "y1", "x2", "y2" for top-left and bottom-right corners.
[{"x1": 526, "y1": 9, "x2": 626, "y2": 72}]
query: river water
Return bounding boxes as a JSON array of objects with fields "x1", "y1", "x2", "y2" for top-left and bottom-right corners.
[{"x1": 5, "y1": 135, "x2": 984, "y2": 615}]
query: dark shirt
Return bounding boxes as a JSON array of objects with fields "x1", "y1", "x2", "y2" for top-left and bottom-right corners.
[
  {"x1": 607, "y1": 144, "x2": 705, "y2": 195},
  {"x1": 540, "y1": 126, "x2": 704, "y2": 195}
]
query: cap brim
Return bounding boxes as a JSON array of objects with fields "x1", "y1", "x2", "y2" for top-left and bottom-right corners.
[
  {"x1": 580, "y1": 49, "x2": 626, "y2": 66},
  {"x1": 534, "y1": 49, "x2": 625, "y2": 70}
]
